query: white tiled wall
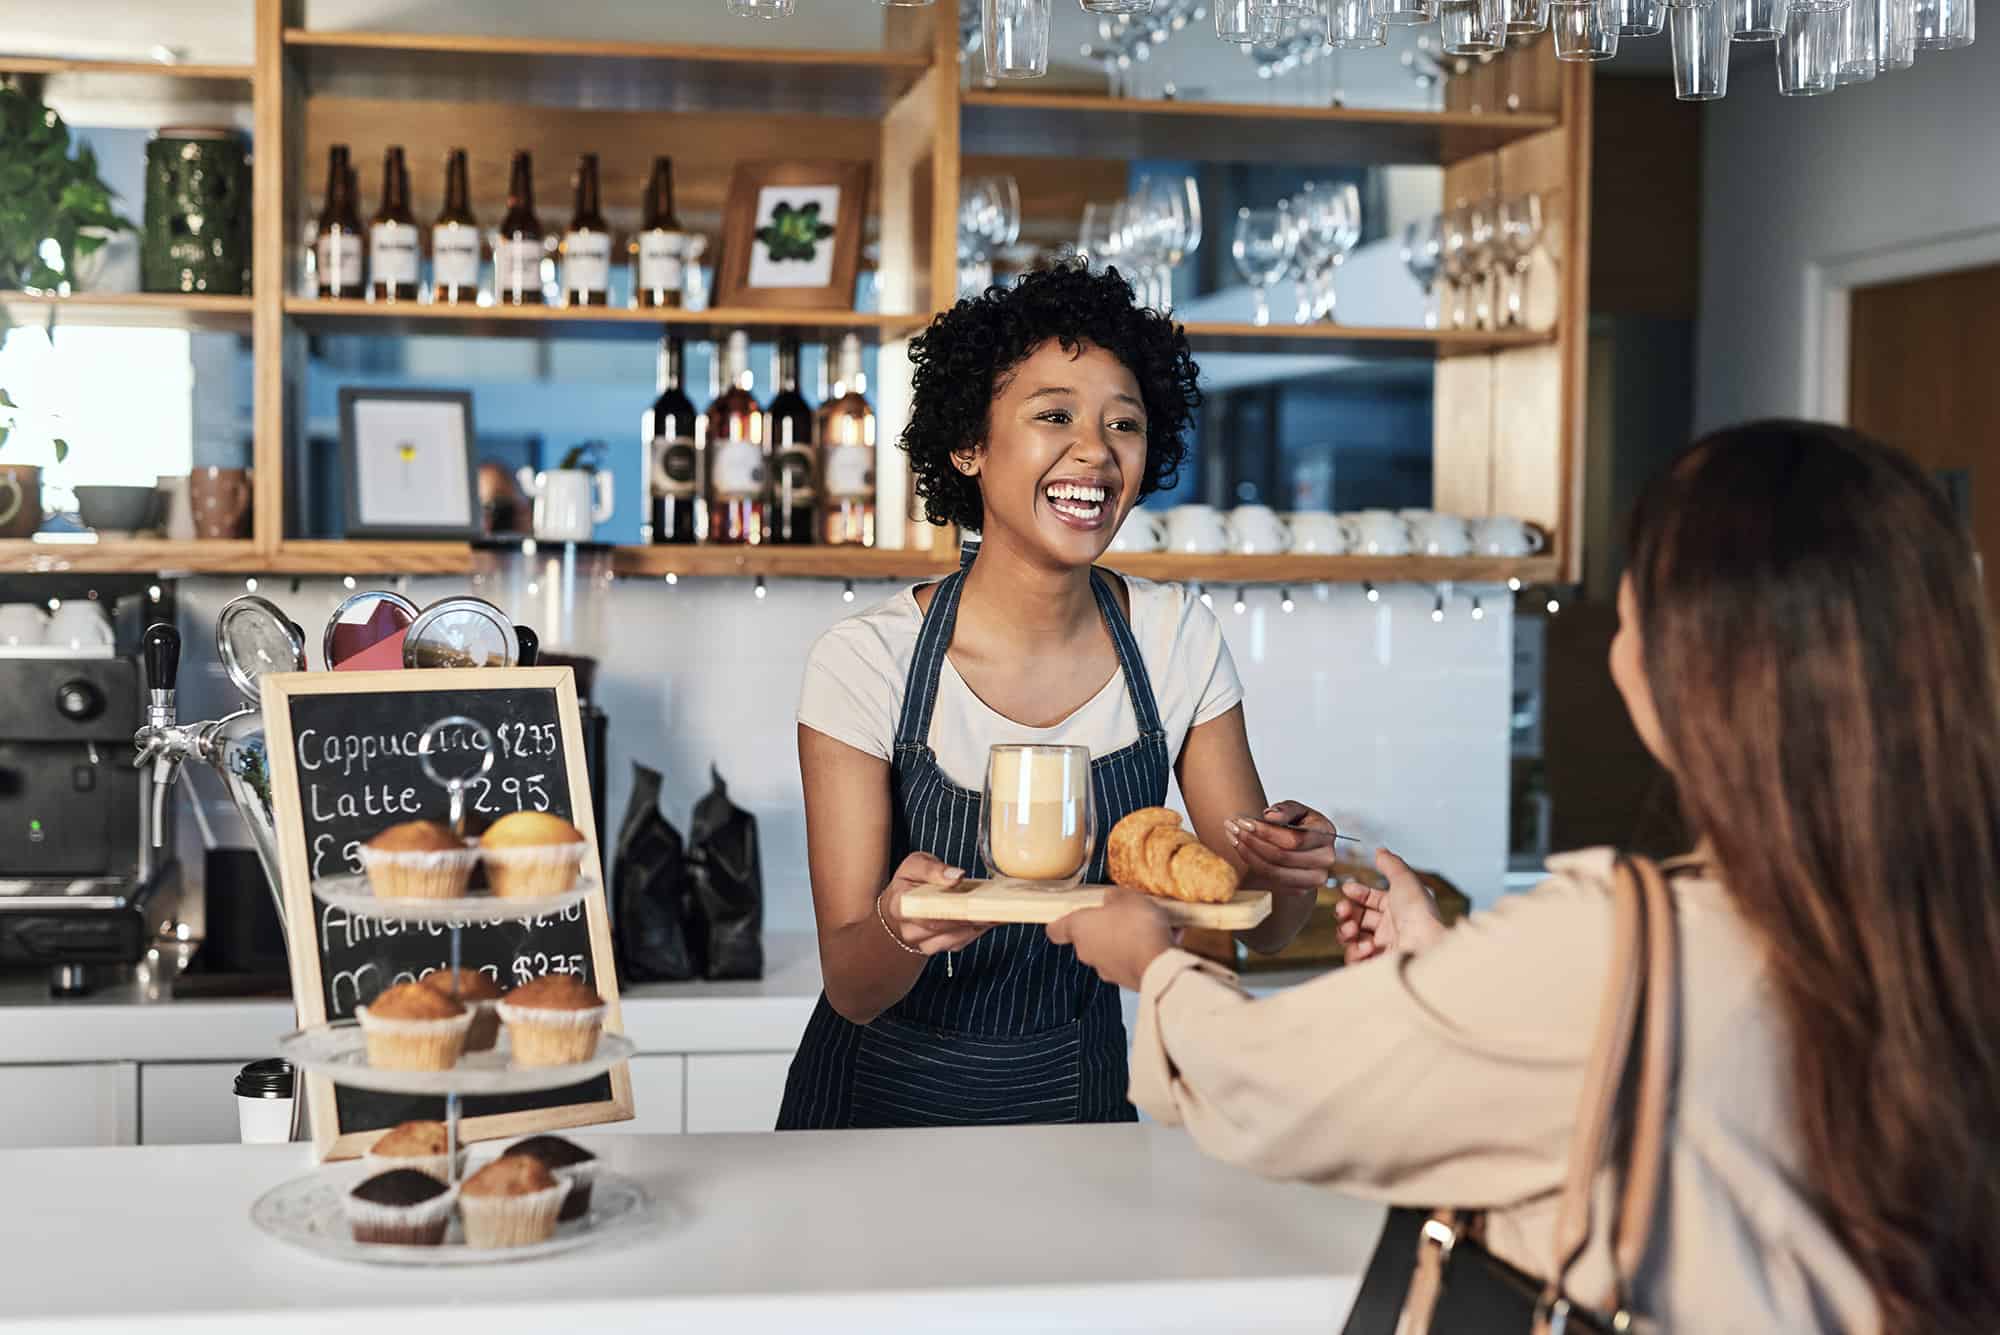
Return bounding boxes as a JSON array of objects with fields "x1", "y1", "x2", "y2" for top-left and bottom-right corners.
[{"x1": 173, "y1": 573, "x2": 1515, "y2": 937}]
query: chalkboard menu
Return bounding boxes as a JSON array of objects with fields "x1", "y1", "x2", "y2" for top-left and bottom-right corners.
[{"x1": 261, "y1": 668, "x2": 632, "y2": 1160}]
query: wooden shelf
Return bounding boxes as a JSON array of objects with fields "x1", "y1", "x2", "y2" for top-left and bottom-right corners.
[
  {"x1": 613, "y1": 546, "x2": 953, "y2": 582},
  {"x1": 0, "y1": 55, "x2": 254, "y2": 107},
  {"x1": 1, "y1": 291, "x2": 254, "y2": 333},
  {"x1": 1179, "y1": 323, "x2": 1554, "y2": 358},
  {"x1": 0, "y1": 540, "x2": 262, "y2": 575},
  {"x1": 264, "y1": 541, "x2": 477, "y2": 576},
  {"x1": 960, "y1": 92, "x2": 1561, "y2": 167},
  {"x1": 283, "y1": 298, "x2": 926, "y2": 343},
  {"x1": 283, "y1": 29, "x2": 930, "y2": 116}
]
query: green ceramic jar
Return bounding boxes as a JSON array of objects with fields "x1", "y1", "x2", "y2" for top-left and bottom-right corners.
[{"x1": 142, "y1": 127, "x2": 251, "y2": 294}]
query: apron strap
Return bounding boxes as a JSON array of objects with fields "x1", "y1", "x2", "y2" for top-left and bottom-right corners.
[
  {"x1": 1090, "y1": 569, "x2": 1167, "y2": 738},
  {"x1": 893, "y1": 568, "x2": 967, "y2": 752}
]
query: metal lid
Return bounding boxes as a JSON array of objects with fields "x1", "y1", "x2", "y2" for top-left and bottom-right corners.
[
  {"x1": 216, "y1": 595, "x2": 306, "y2": 703},
  {"x1": 403, "y1": 596, "x2": 518, "y2": 670},
  {"x1": 323, "y1": 590, "x2": 418, "y2": 670},
  {"x1": 234, "y1": 1057, "x2": 293, "y2": 1099}
]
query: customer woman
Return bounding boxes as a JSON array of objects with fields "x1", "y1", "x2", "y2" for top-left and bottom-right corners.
[
  {"x1": 1054, "y1": 422, "x2": 2000, "y2": 1332},
  {"x1": 777, "y1": 263, "x2": 1339, "y2": 1129}
]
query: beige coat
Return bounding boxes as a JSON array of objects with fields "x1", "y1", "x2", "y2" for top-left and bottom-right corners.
[{"x1": 1130, "y1": 848, "x2": 1878, "y2": 1334}]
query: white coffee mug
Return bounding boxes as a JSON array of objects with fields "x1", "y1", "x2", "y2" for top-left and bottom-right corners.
[
  {"x1": 1345, "y1": 509, "x2": 1414, "y2": 557},
  {"x1": 1106, "y1": 508, "x2": 1166, "y2": 554},
  {"x1": 1285, "y1": 510, "x2": 1355, "y2": 556},
  {"x1": 1166, "y1": 504, "x2": 1229, "y2": 555},
  {"x1": 47, "y1": 601, "x2": 114, "y2": 651},
  {"x1": 1225, "y1": 504, "x2": 1292, "y2": 555},
  {"x1": 0, "y1": 604, "x2": 47, "y2": 647},
  {"x1": 518, "y1": 467, "x2": 615, "y2": 544},
  {"x1": 1471, "y1": 515, "x2": 1549, "y2": 557},
  {"x1": 1406, "y1": 512, "x2": 1473, "y2": 558}
]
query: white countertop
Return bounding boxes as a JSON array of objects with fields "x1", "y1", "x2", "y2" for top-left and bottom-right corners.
[{"x1": 4, "y1": 1126, "x2": 1382, "y2": 1333}]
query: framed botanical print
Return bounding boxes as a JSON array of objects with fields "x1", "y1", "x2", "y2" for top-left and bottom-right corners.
[
  {"x1": 716, "y1": 160, "x2": 873, "y2": 311},
  {"x1": 338, "y1": 388, "x2": 482, "y2": 540}
]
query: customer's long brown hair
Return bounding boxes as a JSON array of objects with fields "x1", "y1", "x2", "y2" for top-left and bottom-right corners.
[{"x1": 1628, "y1": 421, "x2": 2000, "y2": 1334}]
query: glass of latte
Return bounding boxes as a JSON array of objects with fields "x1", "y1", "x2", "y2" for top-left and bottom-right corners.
[{"x1": 980, "y1": 744, "x2": 1095, "y2": 887}]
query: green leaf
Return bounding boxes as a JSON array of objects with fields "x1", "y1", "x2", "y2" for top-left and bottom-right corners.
[
  {"x1": 0, "y1": 425, "x2": 10, "y2": 451},
  {"x1": 51, "y1": 438, "x2": 67, "y2": 464},
  {"x1": 0, "y1": 389, "x2": 14, "y2": 409}
]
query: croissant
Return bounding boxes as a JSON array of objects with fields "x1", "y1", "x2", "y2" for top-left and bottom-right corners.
[{"x1": 1106, "y1": 807, "x2": 1242, "y2": 905}]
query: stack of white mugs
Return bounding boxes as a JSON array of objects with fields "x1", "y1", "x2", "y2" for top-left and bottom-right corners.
[{"x1": 1107, "y1": 505, "x2": 1547, "y2": 558}]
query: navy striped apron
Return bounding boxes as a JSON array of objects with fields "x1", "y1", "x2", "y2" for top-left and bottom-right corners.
[{"x1": 776, "y1": 545, "x2": 1171, "y2": 1129}]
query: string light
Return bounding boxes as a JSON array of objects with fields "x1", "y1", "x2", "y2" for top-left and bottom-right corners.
[
  {"x1": 146, "y1": 585, "x2": 161, "y2": 603},
  {"x1": 46, "y1": 598, "x2": 60, "y2": 612},
  {"x1": 1233, "y1": 588, "x2": 1247, "y2": 615},
  {"x1": 1279, "y1": 588, "x2": 1295, "y2": 613},
  {"x1": 664, "y1": 572, "x2": 678, "y2": 585},
  {"x1": 1507, "y1": 577, "x2": 1522, "y2": 592},
  {"x1": 1364, "y1": 582, "x2": 1380, "y2": 604},
  {"x1": 1195, "y1": 582, "x2": 1212, "y2": 609},
  {"x1": 1546, "y1": 596, "x2": 1562, "y2": 615},
  {"x1": 244, "y1": 577, "x2": 257, "y2": 593},
  {"x1": 754, "y1": 576, "x2": 768, "y2": 600},
  {"x1": 842, "y1": 581, "x2": 856, "y2": 604},
  {"x1": 1431, "y1": 591, "x2": 1445, "y2": 623},
  {"x1": 342, "y1": 575, "x2": 357, "y2": 590},
  {"x1": 1471, "y1": 596, "x2": 1484, "y2": 621}
]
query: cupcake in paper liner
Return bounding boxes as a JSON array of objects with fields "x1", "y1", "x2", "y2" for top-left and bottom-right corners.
[
  {"x1": 345, "y1": 1169, "x2": 457, "y2": 1246},
  {"x1": 497, "y1": 974, "x2": 606, "y2": 1067},
  {"x1": 457, "y1": 1155, "x2": 571, "y2": 1249},
  {"x1": 479, "y1": 811, "x2": 588, "y2": 898},
  {"x1": 356, "y1": 982, "x2": 472, "y2": 1071},
  {"x1": 359, "y1": 821, "x2": 480, "y2": 900},
  {"x1": 364, "y1": 1120, "x2": 467, "y2": 1185},
  {"x1": 421, "y1": 967, "x2": 504, "y2": 1052},
  {"x1": 501, "y1": 1134, "x2": 599, "y2": 1222}
]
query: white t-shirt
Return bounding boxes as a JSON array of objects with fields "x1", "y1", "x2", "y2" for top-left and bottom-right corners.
[{"x1": 797, "y1": 576, "x2": 1244, "y2": 789}]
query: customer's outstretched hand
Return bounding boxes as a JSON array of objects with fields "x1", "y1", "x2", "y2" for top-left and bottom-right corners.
[{"x1": 1335, "y1": 849, "x2": 1447, "y2": 963}]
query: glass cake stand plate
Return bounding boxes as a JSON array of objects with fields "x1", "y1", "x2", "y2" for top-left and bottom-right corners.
[
  {"x1": 279, "y1": 1023, "x2": 637, "y2": 1096},
  {"x1": 312, "y1": 874, "x2": 589, "y2": 925},
  {"x1": 251, "y1": 1166, "x2": 656, "y2": 1266}
]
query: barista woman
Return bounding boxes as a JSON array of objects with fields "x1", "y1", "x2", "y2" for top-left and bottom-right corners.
[{"x1": 777, "y1": 262, "x2": 1340, "y2": 1129}]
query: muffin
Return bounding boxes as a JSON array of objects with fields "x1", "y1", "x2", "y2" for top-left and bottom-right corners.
[
  {"x1": 501, "y1": 1135, "x2": 598, "y2": 1222},
  {"x1": 497, "y1": 974, "x2": 606, "y2": 1067},
  {"x1": 345, "y1": 1168, "x2": 455, "y2": 1246},
  {"x1": 364, "y1": 1120, "x2": 463, "y2": 1185},
  {"x1": 479, "y1": 811, "x2": 588, "y2": 898},
  {"x1": 457, "y1": 1153, "x2": 569, "y2": 1249},
  {"x1": 359, "y1": 820, "x2": 478, "y2": 900},
  {"x1": 355, "y1": 981, "x2": 471, "y2": 1071},
  {"x1": 421, "y1": 968, "x2": 503, "y2": 1052}
]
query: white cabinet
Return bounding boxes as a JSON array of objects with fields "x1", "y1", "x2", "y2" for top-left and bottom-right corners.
[
  {"x1": 594, "y1": 1055, "x2": 685, "y2": 1135},
  {"x1": 0, "y1": 1063, "x2": 138, "y2": 1148},
  {"x1": 140, "y1": 1062, "x2": 251, "y2": 1145},
  {"x1": 685, "y1": 1053, "x2": 792, "y2": 1134}
]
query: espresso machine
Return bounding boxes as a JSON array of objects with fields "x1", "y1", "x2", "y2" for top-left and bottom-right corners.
[{"x1": 0, "y1": 643, "x2": 179, "y2": 994}]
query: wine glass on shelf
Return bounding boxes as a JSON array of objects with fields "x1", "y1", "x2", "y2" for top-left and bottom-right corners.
[
  {"x1": 1497, "y1": 193, "x2": 1543, "y2": 327},
  {"x1": 1177, "y1": 175, "x2": 1204, "y2": 273},
  {"x1": 1321, "y1": 181, "x2": 1361, "y2": 323},
  {"x1": 1079, "y1": 200, "x2": 1125, "y2": 274},
  {"x1": 1134, "y1": 176, "x2": 1189, "y2": 312},
  {"x1": 1401, "y1": 214, "x2": 1443, "y2": 330},
  {"x1": 1439, "y1": 205, "x2": 1472, "y2": 331},
  {"x1": 1288, "y1": 184, "x2": 1332, "y2": 324},
  {"x1": 1232, "y1": 202, "x2": 1297, "y2": 328},
  {"x1": 1466, "y1": 198, "x2": 1498, "y2": 329}
]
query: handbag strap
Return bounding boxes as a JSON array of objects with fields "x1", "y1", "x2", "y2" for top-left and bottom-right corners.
[{"x1": 1540, "y1": 854, "x2": 1679, "y2": 1321}]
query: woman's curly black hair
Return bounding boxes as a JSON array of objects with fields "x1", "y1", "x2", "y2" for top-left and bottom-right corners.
[{"x1": 901, "y1": 259, "x2": 1201, "y2": 532}]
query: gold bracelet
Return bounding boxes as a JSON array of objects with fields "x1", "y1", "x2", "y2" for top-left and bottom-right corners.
[{"x1": 877, "y1": 892, "x2": 924, "y2": 957}]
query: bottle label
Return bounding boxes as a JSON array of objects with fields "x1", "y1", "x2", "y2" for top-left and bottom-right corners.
[
  {"x1": 711, "y1": 439, "x2": 765, "y2": 501},
  {"x1": 774, "y1": 448, "x2": 816, "y2": 505},
  {"x1": 432, "y1": 224, "x2": 481, "y2": 289},
  {"x1": 316, "y1": 232, "x2": 363, "y2": 290},
  {"x1": 563, "y1": 230, "x2": 612, "y2": 294},
  {"x1": 369, "y1": 221, "x2": 419, "y2": 286},
  {"x1": 824, "y1": 445, "x2": 875, "y2": 501},
  {"x1": 637, "y1": 230, "x2": 688, "y2": 294},
  {"x1": 496, "y1": 237, "x2": 543, "y2": 296},
  {"x1": 654, "y1": 437, "x2": 698, "y2": 499}
]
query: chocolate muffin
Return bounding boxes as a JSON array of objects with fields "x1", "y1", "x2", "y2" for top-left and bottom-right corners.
[
  {"x1": 345, "y1": 1168, "x2": 455, "y2": 1245},
  {"x1": 501, "y1": 1134, "x2": 598, "y2": 1221}
]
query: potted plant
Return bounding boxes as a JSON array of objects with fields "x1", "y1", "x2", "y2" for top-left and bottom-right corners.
[
  {"x1": 0, "y1": 83, "x2": 136, "y2": 292},
  {"x1": 0, "y1": 385, "x2": 65, "y2": 538}
]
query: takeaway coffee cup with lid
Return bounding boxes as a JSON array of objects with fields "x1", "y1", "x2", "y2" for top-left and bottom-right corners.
[{"x1": 235, "y1": 1057, "x2": 296, "y2": 1144}]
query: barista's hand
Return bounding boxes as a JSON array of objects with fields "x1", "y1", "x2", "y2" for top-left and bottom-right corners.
[
  {"x1": 1226, "y1": 800, "x2": 1343, "y2": 895},
  {"x1": 879, "y1": 853, "x2": 989, "y2": 956}
]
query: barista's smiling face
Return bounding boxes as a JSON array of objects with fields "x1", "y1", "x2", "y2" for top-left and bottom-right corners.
[{"x1": 957, "y1": 339, "x2": 1149, "y2": 570}]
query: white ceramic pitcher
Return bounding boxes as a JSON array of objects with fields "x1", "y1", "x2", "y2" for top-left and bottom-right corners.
[{"x1": 517, "y1": 466, "x2": 614, "y2": 543}]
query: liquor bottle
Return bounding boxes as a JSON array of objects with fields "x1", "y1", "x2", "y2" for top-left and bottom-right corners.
[
  {"x1": 431, "y1": 148, "x2": 482, "y2": 305},
  {"x1": 705, "y1": 331, "x2": 767, "y2": 545},
  {"x1": 314, "y1": 145, "x2": 364, "y2": 299},
  {"x1": 561, "y1": 153, "x2": 613, "y2": 308},
  {"x1": 818, "y1": 334, "x2": 877, "y2": 547},
  {"x1": 496, "y1": 151, "x2": 545, "y2": 306},
  {"x1": 368, "y1": 146, "x2": 419, "y2": 303},
  {"x1": 646, "y1": 336, "x2": 701, "y2": 545},
  {"x1": 631, "y1": 157, "x2": 688, "y2": 310},
  {"x1": 767, "y1": 337, "x2": 817, "y2": 546}
]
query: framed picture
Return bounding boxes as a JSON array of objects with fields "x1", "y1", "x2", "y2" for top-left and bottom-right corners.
[
  {"x1": 338, "y1": 388, "x2": 482, "y2": 540},
  {"x1": 716, "y1": 159, "x2": 873, "y2": 310}
]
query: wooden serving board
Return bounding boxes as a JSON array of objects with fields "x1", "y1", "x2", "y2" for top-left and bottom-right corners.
[{"x1": 901, "y1": 879, "x2": 1272, "y2": 930}]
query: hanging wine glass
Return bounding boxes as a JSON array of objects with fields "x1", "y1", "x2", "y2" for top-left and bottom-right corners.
[{"x1": 1232, "y1": 202, "x2": 1297, "y2": 328}]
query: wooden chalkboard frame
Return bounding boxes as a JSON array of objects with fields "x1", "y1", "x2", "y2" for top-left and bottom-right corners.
[{"x1": 261, "y1": 666, "x2": 634, "y2": 1160}]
